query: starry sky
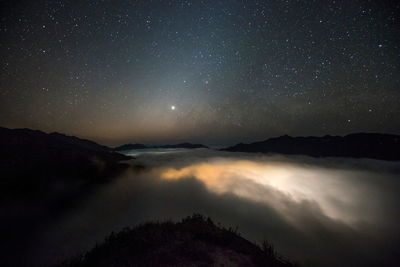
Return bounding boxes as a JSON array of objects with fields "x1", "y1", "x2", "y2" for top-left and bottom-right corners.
[{"x1": 1, "y1": 0, "x2": 399, "y2": 146}]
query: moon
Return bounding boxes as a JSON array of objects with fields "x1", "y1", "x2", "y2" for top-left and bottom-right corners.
[{"x1": 171, "y1": 105, "x2": 176, "y2": 110}]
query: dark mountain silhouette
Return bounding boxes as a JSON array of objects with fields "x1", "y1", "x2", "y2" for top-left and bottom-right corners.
[
  {"x1": 0, "y1": 127, "x2": 133, "y2": 267},
  {"x1": 157, "y1": 142, "x2": 208, "y2": 149},
  {"x1": 114, "y1": 143, "x2": 148, "y2": 151},
  {"x1": 222, "y1": 133, "x2": 400, "y2": 160},
  {"x1": 0, "y1": 127, "x2": 132, "y2": 201},
  {"x1": 61, "y1": 214, "x2": 296, "y2": 267},
  {"x1": 114, "y1": 142, "x2": 208, "y2": 151},
  {"x1": 48, "y1": 131, "x2": 112, "y2": 152}
]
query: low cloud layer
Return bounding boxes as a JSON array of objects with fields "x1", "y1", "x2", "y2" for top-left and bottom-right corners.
[{"x1": 34, "y1": 150, "x2": 400, "y2": 266}]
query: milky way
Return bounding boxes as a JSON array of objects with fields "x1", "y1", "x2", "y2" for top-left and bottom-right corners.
[{"x1": 1, "y1": 0, "x2": 399, "y2": 145}]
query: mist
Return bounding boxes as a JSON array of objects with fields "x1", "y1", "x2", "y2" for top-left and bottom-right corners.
[{"x1": 32, "y1": 149, "x2": 400, "y2": 266}]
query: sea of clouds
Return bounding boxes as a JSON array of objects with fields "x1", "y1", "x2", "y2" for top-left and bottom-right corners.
[{"x1": 33, "y1": 149, "x2": 400, "y2": 266}]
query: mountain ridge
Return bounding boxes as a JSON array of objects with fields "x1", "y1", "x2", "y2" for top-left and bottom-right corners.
[
  {"x1": 222, "y1": 132, "x2": 400, "y2": 161},
  {"x1": 114, "y1": 142, "x2": 208, "y2": 151},
  {"x1": 0, "y1": 126, "x2": 131, "y2": 200},
  {"x1": 0, "y1": 126, "x2": 134, "y2": 266}
]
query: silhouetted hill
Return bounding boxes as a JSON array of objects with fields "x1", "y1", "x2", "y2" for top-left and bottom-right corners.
[
  {"x1": 223, "y1": 133, "x2": 400, "y2": 160},
  {"x1": 114, "y1": 143, "x2": 148, "y2": 151},
  {"x1": 62, "y1": 214, "x2": 296, "y2": 267},
  {"x1": 114, "y1": 142, "x2": 208, "y2": 151},
  {"x1": 49, "y1": 132, "x2": 111, "y2": 152},
  {"x1": 0, "y1": 127, "x2": 131, "y2": 200},
  {"x1": 157, "y1": 142, "x2": 208, "y2": 149},
  {"x1": 0, "y1": 127, "x2": 134, "y2": 266}
]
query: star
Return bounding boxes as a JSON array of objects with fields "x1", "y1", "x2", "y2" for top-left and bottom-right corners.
[{"x1": 0, "y1": 0, "x2": 397, "y2": 144}]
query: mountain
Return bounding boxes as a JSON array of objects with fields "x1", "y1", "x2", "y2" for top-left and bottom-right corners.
[
  {"x1": 222, "y1": 133, "x2": 400, "y2": 160},
  {"x1": 0, "y1": 127, "x2": 134, "y2": 266},
  {"x1": 114, "y1": 142, "x2": 208, "y2": 151},
  {"x1": 61, "y1": 214, "x2": 296, "y2": 267},
  {"x1": 0, "y1": 127, "x2": 131, "y2": 200},
  {"x1": 156, "y1": 142, "x2": 208, "y2": 149},
  {"x1": 114, "y1": 143, "x2": 148, "y2": 151},
  {"x1": 49, "y1": 132, "x2": 112, "y2": 152}
]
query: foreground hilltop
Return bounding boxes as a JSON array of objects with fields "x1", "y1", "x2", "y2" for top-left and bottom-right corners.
[
  {"x1": 223, "y1": 133, "x2": 400, "y2": 161},
  {"x1": 62, "y1": 214, "x2": 296, "y2": 267}
]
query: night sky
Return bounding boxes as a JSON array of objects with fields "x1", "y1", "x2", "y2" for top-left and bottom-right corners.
[{"x1": 1, "y1": 0, "x2": 399, "y2": 146}]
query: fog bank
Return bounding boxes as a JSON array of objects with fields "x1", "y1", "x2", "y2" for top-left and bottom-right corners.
[{"x1": 35, "y1": 150, "x2": 400, "y2": 266}]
